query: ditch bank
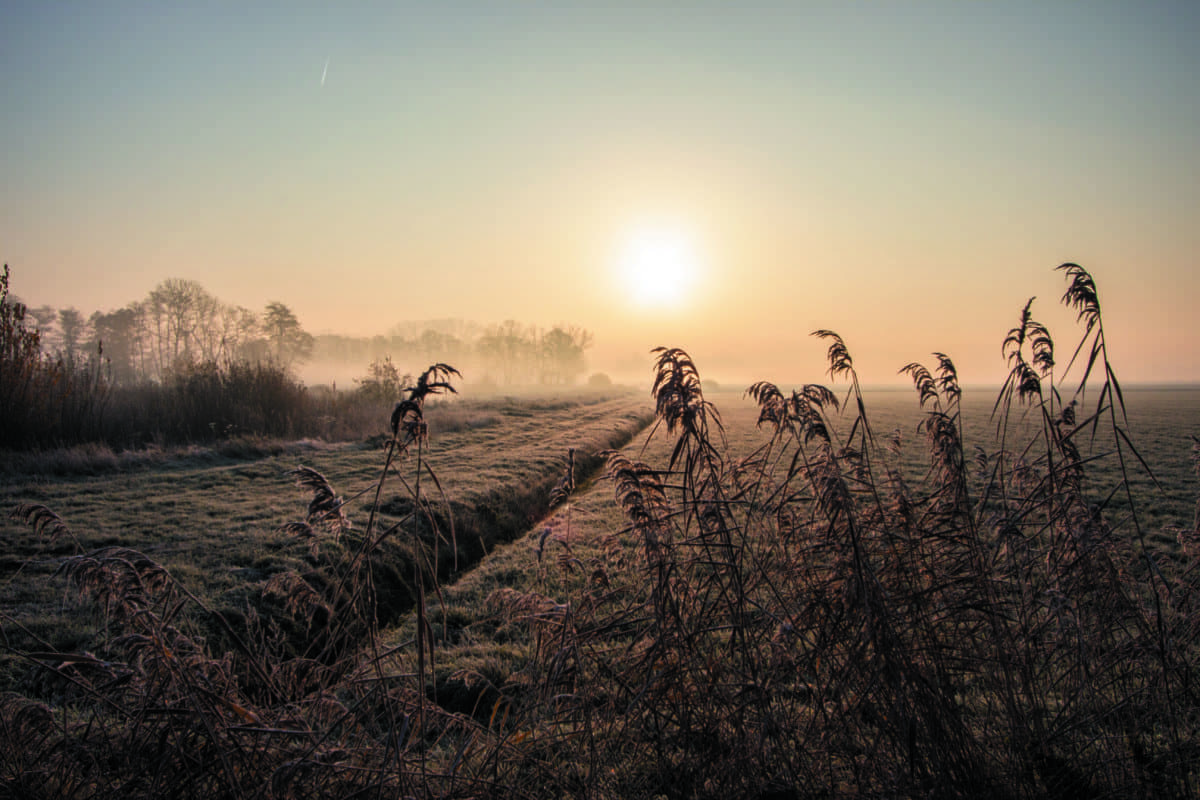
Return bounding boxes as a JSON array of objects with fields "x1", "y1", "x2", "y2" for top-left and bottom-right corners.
[
  {"x1": 365, "y1": 406, "x2": 656, "y2": 626},
  {"x1": 234, "y1": 398, "x2": 657, "y2": 663}
]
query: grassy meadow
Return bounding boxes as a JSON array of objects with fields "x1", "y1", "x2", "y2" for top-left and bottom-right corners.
[
  {"x1": 2, "y1": 266, "x2": 1200, "y2": 798},
  {"x1": 0, "y1": 394, "x2": 651, "y2": 665},
  {"x1": 391, "y1": 383, "x2": 1198, "y2": 797}
]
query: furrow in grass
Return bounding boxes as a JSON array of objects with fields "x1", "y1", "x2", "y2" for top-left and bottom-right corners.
[{"x1": 0, "y1": 395, "x2": 655, "y2": 678}]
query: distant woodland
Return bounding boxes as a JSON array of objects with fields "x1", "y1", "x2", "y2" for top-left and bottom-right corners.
[
  {"x1": 1, "y1": 266, "x2": 598, "y2": 450},
  {"x1": 8, "y1": 273, "x2": 595, "y2": 388}
]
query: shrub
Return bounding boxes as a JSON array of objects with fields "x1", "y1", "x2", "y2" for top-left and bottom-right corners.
[{"x1": 355, "y1": 355, "x2": 412, "y2": 403}]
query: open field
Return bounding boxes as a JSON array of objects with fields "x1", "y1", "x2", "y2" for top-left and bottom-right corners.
[
  {"x1": 1, "y1": 365, "x2": 1198, "y2": 798},
  {"x1": 0, "y1": 394, "x2": 653, "y2": 670},
  {"x1": 374, "y1": 367, "x2": 1200, "y2": 796},
  {"x1": 385, "y1": 384, "x2": 1200, "y2": 786},
  {"x1": 7, "y1": 4, "x2": 1197, "y2": 794},
  {"x1": 843, "y1": 386, "x2": 1200, "y2": 535}
]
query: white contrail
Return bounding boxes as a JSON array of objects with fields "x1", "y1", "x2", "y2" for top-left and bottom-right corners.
[{"x1": 321, "y1": 58, "x2": 329, "y2": 87}]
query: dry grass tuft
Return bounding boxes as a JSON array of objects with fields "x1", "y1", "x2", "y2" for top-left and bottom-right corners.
[
  {"x1": 288, "y1": 465, "x2": 352, "y2": 538},
  {"x1": 9, "y1": 503, "x2": 78, "y2": 551},
  {"x1": 486, "y1": 263, "x2": 1200, "y2": 798}
]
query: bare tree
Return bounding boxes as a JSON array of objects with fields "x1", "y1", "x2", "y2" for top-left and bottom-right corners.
[
  {"x1": 145, "y1": 278, "x2": 215, "y2": 375},
  {"x1": 191, "y1": 289, "x2": 224, "y2": 363},
  {"x1": 25, "y1": 304, "x2": 58, "y2": 348}
]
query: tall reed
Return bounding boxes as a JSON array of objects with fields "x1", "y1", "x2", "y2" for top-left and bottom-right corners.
[
  {"x1": 507, "y1": 263, "x2": 1198, "y2": 797},
  {"x1": 4, "y1": 264, "x2": 1198, "y2": 799}
]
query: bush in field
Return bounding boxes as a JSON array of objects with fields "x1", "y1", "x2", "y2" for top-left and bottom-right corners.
[
  {"x1": 156, "y1": 358, "x2": 310, "y2": 441},
  {"x1": 40, "y1": 358, "x2": 313, "y2": 447},
  {"x1": 355, "y1": 355, "x2": 412, "y2": 403},
  {"x1": 0, "y1": 264, "x2": 47, "y2": 446}
]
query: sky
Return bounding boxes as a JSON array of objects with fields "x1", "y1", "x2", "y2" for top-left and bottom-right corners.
[{"x1": 2, "y1": 1, "x2": 1198, "y2": 387}]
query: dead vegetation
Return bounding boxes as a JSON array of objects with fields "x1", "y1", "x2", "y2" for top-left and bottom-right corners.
[{"x1": 2, "y1": 264, "x2": 1198, "y2": 798}]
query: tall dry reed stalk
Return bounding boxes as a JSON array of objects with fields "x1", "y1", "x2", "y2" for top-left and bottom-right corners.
[
  {"x1": 502, "y1": 263, "x2": 1198, "y2": 798},
  {"x1": 4, "y1": 265, "x2": 1199, "y2": 799},
  {"x1": 0, "y1": 363, "x2": 528, "y2": 799}
]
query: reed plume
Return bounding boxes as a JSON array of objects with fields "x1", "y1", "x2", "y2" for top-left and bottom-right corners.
[
  {"x1": 9, "y1": 503, "x2": 79, "y2": 551},
  {"x1": 289, "y1": 465, "x2": 351, "y2": 538}
]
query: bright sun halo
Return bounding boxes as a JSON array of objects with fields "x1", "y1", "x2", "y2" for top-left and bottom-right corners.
[{"x1": 616, "y1": 224, "x2": 700, "y2": 309}]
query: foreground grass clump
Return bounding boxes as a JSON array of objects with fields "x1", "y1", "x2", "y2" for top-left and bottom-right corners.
[
  {"x1": 0, "y1": 372, "x2": 658, "y2": 798},
  {"x1": 2, "y1": 264, "x2": 1198, "y2": 798},
  {"x1": 0, "y1": 391, "x2": 650, "y2": 656},
  {"x1": 484, "y1": 265, "x2": 1198, "y2": 798}
]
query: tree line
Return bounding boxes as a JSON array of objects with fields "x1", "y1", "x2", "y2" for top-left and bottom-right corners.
[
  {"x1": 315, "y1": 321, "x2": 594, "y2": 388},
  {"x1": 21, "y1": 277, "x2": 313, "y2": 384},
  {"x1": 1, "y1": 266, "x2": 598, "y2": 450},
  {"x1": 19, "y1": 275, "x2": 595, "y2": 388}
]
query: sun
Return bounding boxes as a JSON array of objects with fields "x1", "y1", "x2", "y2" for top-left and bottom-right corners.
[{"x1": 615, "y1": 223, "x2": 701, "y2": 309}]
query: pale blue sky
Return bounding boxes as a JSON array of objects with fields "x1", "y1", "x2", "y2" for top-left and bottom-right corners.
[{"x1": 2, "y1": 2, "x2": 1197, "y2": 384}]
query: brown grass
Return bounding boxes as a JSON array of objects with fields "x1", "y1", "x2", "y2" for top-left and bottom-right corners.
[{"x1": 1, "y1": 264, "x2": 1198, "y2": 798}]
